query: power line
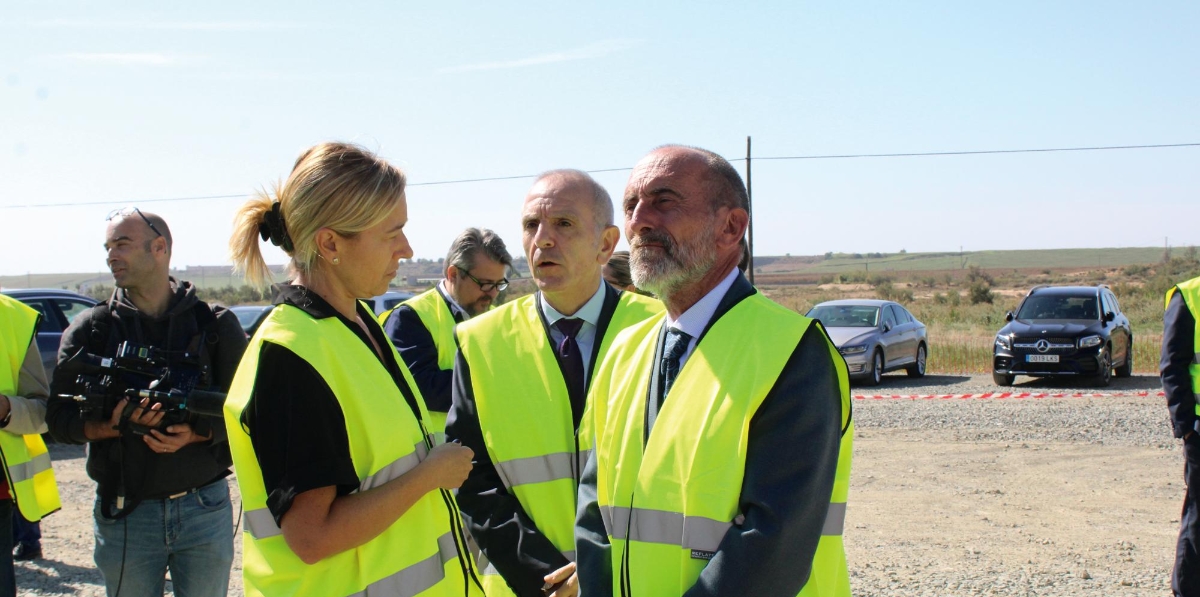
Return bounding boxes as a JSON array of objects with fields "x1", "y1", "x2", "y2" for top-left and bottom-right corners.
[
  {"x1": 3, "y1": 142, "x2": 1196, "y2": 210},
  {"x1": 752, "y1": 142, "x2": 1200, "y2": 161}
]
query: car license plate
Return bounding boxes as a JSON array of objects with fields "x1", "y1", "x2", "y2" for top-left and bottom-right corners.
[{"x1": 1027, "y1": 355, "x2": 1059, "y2": 363}]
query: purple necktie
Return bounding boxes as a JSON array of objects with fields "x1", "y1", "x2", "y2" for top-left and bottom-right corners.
[{"x1": 554, "y1": 318, "x2": 586, "y2": 426}]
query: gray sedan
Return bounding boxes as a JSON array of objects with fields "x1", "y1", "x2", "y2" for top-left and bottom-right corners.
[{"x1": 805, "y1": 299, "x2": 928, "y2": 385}]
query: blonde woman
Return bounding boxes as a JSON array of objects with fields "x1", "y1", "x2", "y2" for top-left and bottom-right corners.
[{"x1": 225, "y1": 142, "x2": 482, "y2": 596}]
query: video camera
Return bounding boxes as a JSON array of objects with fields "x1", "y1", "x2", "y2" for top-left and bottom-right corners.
[{"x1": 56, "y1": 341, "x2": 226, "y2": 436}]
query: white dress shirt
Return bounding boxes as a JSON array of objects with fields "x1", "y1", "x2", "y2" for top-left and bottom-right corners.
[
  {"x1": 541, "y1": 280, "x2": 607, "y2": 383},
  {"x1": 665, "y1": 266, "x2": 740, "y2": 368}
]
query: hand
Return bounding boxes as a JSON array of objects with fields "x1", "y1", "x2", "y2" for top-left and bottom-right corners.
[
  {"x1": 542, "y1": 562, "x2": 578, "y2": 597},
  {"x1": 145, "y1": 422, "x2": 208, "y2": 455},
  {"x1": 85, "y1": 397, "x2": 164, "y2": 441},
  {"x1": 420, "y1": 442, "x2": 474, "y2": 491}
]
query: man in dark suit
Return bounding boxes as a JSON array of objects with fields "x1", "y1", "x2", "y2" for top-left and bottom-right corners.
[
  {"x1": 1162, "y1": 276, "x2": 1200, "y2": 597},
  {"x1": 448, "y1": 170, "x2": 661, "y2": 597},
  {"x1": 381, "y1": 228, "x2": 512, "y2": 438},
  {"x1": 576, "y1": 146, "x2": 853, "y2": 597}
]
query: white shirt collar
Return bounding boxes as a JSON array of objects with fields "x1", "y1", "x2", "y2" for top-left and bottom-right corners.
[
  {"x1": 437, "y1": 279, "x2": 469, "y2": 320},
  {"x1": 540, "y1": 279, "x2": 606, "y2": 328},
  {"x1": 667, "y1": 267, "x2": 739, "y2": 339}
]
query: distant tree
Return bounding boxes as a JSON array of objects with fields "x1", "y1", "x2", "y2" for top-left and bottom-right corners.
[
  {"x1": 824, "y1": 251, "x2": 834, "y2": 260},
  {"x1": 968, "y1": 281, "x2": 994, "y2": 305},
  {"x1": 899, "y1": 248, "x2": 907, "y2": 254}
]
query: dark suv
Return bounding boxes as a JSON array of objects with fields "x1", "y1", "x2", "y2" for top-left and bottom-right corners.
[{"x1": 992, "y1": 285, "x2": 1132, "y2": 387}]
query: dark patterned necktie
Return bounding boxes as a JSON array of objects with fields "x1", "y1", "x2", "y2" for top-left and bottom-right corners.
[
  {"x1": 659, "y1": 327, "x2": 693, "y2": 402},
  {"x1": 554, "y1": 318, "x2": 586, "y2": 425},
  {"x1": 648, "y1": 327, "x2": 693, "y2": 435}
]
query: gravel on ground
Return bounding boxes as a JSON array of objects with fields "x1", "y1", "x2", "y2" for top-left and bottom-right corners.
[{"x1": 14, "y1": 373, "x2": 1185, "y2": 597}]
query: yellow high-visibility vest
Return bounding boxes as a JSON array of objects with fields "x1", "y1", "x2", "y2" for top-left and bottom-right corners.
[
  {"x1": 1167, "y1": 277, "x2": 1200, "y2": 419},
  {"x1": 591, "y1": 293, "x2": 852, "y2": 597},
  {"x1": 379, "y1": 288, "x2": 458, "y2": 440},
  {"x1": 224, "y1": 302, "x2": 481, "y2": 597},
  {"x1": 0, "y1": 294, "x2": 61, "y2": 521},
  {"x1": 456, "y1": 290, "x2": 662, "y2": 597}
]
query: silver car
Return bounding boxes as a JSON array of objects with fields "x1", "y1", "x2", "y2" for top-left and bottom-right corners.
[{"x1": 805, "y1": 299, "x2": 928, "y2": 385}]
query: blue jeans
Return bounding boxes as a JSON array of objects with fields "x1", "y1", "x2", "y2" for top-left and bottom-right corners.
[
  {"x1": 12, "y1": 509, "x2": 40, "y2": 549},
  {"x1": 93, "y1": 479, "x2": 234, "y2": 597}
]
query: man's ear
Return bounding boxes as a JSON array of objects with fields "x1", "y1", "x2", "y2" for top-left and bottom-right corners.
[
  {"x1": 719, "y1": 208, "x2": 750, "y2": 251},
  {"x1": 446, "y1": 264, "x2": 459, "y2": 280},
  {"x1": 597, "y1": 225, "x2": 620, "y2": 264},
  {"x1": 151, "y1": 236, "x2": 169, "y2": 258}
]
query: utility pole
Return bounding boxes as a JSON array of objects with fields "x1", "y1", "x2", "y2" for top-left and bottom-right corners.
[{"x1": 745, "y1": 136, "x2": 754, "y2": 284}]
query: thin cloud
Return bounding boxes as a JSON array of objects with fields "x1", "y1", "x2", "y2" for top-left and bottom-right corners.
[
  {"x1": 21, "y1": 19, "x2": 305, "y2": 32},
  {"x1": 439, "y1": 39, "x2": 640, "y2": 74},
  {"x1": 58, "y1": 53, "x2": 186, "y2": 66}
]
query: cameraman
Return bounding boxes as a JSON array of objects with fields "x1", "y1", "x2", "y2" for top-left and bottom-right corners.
[{"x1": 47, "y1": 209, "x2": 247, "y2": 597}]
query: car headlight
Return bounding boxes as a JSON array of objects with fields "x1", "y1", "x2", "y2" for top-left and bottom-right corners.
[
  {"x1": 1078, "y1": 335, "x2": 1102, "y2": 349},
  {"x1": 839, "y1": 344, "x2": 868, "y2": 355},
  {"x1": 995, "y1": 334, "x2": 1012, "y2": 350}
]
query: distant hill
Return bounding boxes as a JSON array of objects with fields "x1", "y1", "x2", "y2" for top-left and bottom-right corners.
[
  {"x1": 0, "y1": 247, "x2": 1175, "y2": 291},
  {"x1": 752, "y1": 247, "x2": 1168, "y2": 275}
]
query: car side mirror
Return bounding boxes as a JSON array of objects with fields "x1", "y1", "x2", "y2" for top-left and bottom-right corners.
[
  {"x1": 1104, "y1": 311, "x2": 1115, "y2": 322},
  {"x1": 882, "y1": 322, "x2": 892, "y2": 333},
  {"x1": 1005, "y1": 311, "x2": 1014, "y2": 322}
]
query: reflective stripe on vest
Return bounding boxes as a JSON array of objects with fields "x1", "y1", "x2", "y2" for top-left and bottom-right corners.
[
  {"x1": 599, "y1": 503, "x2": 847, "y2": 551},
  {"x1": 1168, "y1": 280, "x2": 1200, "y2": 416},
  {"x1": 457, "y1": 289, "x2": 662, "y2": 597},
  {"x1": 7, "y1": 452, "x2": 52, "y2": 484},
  {"x1": 591, "y1": 292, "x2": 852, "y2": 597},
  {"x1": 346, "y1": 532, "x2": 461, "y2": 597},
  {"x1": 494, "y1": 450, "x2": 579, "y2": 491},
  {"x1": 0, "y1": 294, "x2": 62, "y2": 522},
  {"x1": 224, "y1": 302, "x2": 479, "y2": 597},
  {"x1": 243, "y1": 440, "x2": 432, "y2": 541}
]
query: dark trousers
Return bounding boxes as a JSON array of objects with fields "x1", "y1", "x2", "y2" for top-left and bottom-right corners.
[
  {"x1": 11, "y1": 510, "x2": 39, "y2": 549},
  {"x1": 0, "y1": 499, "x2": 14, "y2": 597},
  {"x1": 1177, "y1": 435, "x2": 1200, "y2": 597}
]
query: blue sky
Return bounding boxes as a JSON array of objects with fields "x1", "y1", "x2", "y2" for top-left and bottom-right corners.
[{"x1": 2, "y1": 1, "x2": 1197, "y2": 276}]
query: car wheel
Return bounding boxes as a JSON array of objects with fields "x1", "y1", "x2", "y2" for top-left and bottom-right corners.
[
  {"x1": 867, "y1": 349, "x2": 884, "y2": 386},
  {"x1": 993, "y1": 371, "x2": 1014, "y2": 386},
  {"x1": 906, "y1": 343, "x2": 927, "y2": 378},
  {"x1": 1094, "y1": 346, "x2": 1112, "y2": 387},
  {"x1": 1114, "y1": 337, "x2": 1133, "y2": 378}
]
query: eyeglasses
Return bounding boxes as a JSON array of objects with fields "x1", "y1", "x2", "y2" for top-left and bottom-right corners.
[
  {"x1": 461, "y1": 269, "x2": 509, "y2": 292},
  {"x1": 106, "y1": 207, "x2": 164, "y2": 239}
]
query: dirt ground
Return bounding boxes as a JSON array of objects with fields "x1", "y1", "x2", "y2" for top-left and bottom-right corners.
[{"x1": 14, "y1": 378, "x2": 1189, "y2": 596}]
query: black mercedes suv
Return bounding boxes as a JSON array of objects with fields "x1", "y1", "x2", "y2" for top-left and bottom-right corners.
[{"x1": 992, "y1": 285, "x2": 1132, "y2": 387}]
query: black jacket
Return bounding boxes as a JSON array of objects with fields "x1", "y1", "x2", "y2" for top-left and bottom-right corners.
[
  {"x1": 1162, "y1": 290, "x2": 1200, "y2": 439},
  {"x1": 47, "y1": 279, "x2": 247, "y2": 502},
  {"x1": 382, "y1": 285, "x2": 462, "y2": 414}
]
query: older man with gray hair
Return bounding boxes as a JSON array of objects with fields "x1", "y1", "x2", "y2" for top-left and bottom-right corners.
[
  {"x1": 381, "y1": 227, "x2": 512, "y2": 439},
  {"x1": 576, "y1": 145, "x2": 853, "y2": 597},
  {"x1": 449, "y1": 170, "x2": 662, "y2": 597}
]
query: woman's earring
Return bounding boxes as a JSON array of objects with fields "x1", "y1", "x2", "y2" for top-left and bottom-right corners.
[{"x1": 332, "y1": 257, "x2": 341, "y2": 265}]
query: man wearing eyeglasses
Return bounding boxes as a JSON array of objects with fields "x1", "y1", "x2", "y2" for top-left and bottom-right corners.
[
  {"x1": 46, "y1": 208, "x2": 247, "y2": 597},
  {"x1": 380, "y1": 227, "x2": 513, "y2": 440},
  {"x1": 448, "y1": 170, "x2": 663, "y2": 597}
]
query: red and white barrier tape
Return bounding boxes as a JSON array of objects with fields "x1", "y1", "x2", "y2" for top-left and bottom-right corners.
[{"x1": 852, "y1": 390, "x2": 1165, "y2": 400}]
